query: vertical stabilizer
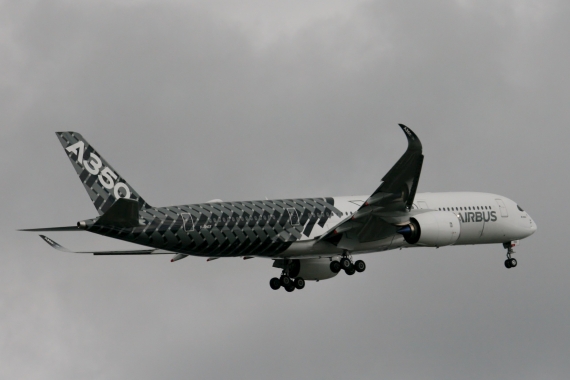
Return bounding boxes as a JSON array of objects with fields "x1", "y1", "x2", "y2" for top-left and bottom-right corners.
[{"x1": 56, "y1": 132, "x2": 151, "y2": 215}]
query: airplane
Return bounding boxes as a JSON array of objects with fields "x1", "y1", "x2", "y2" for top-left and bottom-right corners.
[{"x1": 20, "y1": 125, "x2": 537, "y2": 292}]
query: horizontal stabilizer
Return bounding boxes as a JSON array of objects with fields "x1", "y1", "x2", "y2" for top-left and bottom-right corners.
[
  {"x1": 19, "y1": 226, "x2": 80, "y2": 232},
  {"x1": 39, "y1": 235, "x2": 173, "y2": 255},
  {"x1": 95, "y1": 198, "x2": 140, "y2": 228}
]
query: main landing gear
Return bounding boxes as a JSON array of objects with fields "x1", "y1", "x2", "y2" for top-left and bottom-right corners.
[
  {"x1": 270, "y1": 259, "x2": 306, "y2": 292},
  {"x1": 330, "y1": 252, "x2": 366, "y2": 276},
  {"x1": 269, "y1": 275, "x2": 306, "y2": 292},
  {"x1": 503, "y1": 242, "x2": 518, "y2": 269}
]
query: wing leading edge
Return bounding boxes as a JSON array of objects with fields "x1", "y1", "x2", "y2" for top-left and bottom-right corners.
[{"x1": 319, "y1": 124, "x2": 424, "y2": 247}]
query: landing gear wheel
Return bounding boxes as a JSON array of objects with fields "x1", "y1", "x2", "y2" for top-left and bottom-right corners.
[
  {"x1": 269, "y1": 277, "x2": 281, "y2": 290},
  {"x1": 354, "y1": 260, "x2": 366, "y2": 273},
  {"x1": 280, "y1": 275, "x2": 292, "y2": 286},
  {"x1": 504, "y1": 244, "x2": 517, "y2": 269},
  {"x1": 330, "y1": 261, "x2": 341, "y2": 273},
  {"x1": 345, "y1": 265, "x2": 356, "y2": 275},
  {"x1": 285, "y1": 285, "x2": 295, "y2": 292},
  {"x1": 340, "y1": 257, "x2": 351, "y2": 270},
  {"x1": 294, "y1": 277, "x2": 305, "y2": 290}
]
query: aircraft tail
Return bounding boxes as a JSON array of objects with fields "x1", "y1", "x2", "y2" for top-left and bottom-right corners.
[{"x1": 56, "y1": 132, "x2": 151, "y2": 215}]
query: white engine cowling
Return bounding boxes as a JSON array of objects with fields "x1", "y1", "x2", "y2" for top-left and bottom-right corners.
[
  {"x1": 402, "y1": 211, "x2": 460, "y2": 247},
  {"x1": 288, "y1": 258, "x2": 339, "y2": 281}
]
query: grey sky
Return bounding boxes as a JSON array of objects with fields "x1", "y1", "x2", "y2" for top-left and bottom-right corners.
[{"x1": 1, "y1": 1, "x2": 569, "y2": 379}]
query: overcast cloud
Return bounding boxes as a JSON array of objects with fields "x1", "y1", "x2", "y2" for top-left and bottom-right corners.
[{"x1": 1, "y1": 1, "x2": 569, "y2": 379}]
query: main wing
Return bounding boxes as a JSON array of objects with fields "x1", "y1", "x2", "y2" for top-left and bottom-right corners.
[
  {"x1": 319, "y1": 124, "x2": 423, "y2": 249},
  {"x1": 39, "y1": 235, "x2": 173, "y2": 255}
]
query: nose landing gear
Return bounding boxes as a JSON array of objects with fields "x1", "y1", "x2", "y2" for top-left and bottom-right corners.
[{"x1": 503, "y1": 242, "x2": 518, "y2": 269}]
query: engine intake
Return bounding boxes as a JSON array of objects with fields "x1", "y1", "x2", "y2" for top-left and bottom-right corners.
[{"x1": 398, "y1": 211, "x2": 460, "y2": 247}]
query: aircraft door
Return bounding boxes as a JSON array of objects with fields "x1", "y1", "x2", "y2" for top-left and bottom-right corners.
[
  {"x1": 495, "y1": 199, "x2": 508, "y2": 217},
  {"x1": 182, "y1": 213, "x2": 195, "y2": 231},
  {"x1": 287, "y1": 208, "x2": 300, "y2": 225}
]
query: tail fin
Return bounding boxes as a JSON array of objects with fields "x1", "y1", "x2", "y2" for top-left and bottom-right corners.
[{"x1": 56, "y1": 132, "x2": 151, "y2": 215}]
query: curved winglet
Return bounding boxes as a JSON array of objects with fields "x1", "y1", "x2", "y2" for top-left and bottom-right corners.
[
  {"x1": 40, "y1": 235, "x2": 74, "y2": 252},
  {"x1": 398, "y1": 124, "x2": 422, "y2": 152},
  {"x1": 378, "y1": 124, "x2": 424, "y2": 196}
]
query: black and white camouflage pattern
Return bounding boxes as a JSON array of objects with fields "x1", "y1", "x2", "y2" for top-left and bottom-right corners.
[
  {"x1": 56, "y1": 125, "x2": 422, "y2": 258},
  {"x1": 84, "y1": 198, "x2": 341, "y2": 257}
]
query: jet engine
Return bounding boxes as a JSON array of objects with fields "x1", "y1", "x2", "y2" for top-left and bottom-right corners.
[
  {"x1": 275, "y1": 258, "x2": 339, "y2": 281},
  {"x1": 398, "y1": 211, "x2": 460, "y2": 247}
]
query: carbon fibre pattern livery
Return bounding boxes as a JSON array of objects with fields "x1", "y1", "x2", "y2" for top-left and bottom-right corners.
[
  {"x1": 22, "y1": 125, "x2": 539, "y2": 289},
  {"x1": 56, "y1": 132, "x2": 151, "y2": 215},
  {"x1": 83, "y1": 198, "x2": 341, "y2": 257}
]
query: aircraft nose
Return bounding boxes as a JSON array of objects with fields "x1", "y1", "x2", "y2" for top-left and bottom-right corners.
[{"x1": 529, "y1": 217, "x2": 537, "y2": 235}]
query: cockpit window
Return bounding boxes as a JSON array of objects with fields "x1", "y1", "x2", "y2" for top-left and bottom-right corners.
[{"x1": 517, "y1": 205, "x2": 524, "y2": 212}]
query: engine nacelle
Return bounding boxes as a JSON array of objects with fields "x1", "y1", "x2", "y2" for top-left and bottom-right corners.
[
  {"x1": 284, "y1": 258, "x2": 339, "y2": 281},
  {"x1": 400, "y1": 211, "x2": 460, "y2": 247}
]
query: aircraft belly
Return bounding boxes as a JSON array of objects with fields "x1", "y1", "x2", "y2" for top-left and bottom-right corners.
[
  {"x1": 456, "y1": 222, "x2": 483, "y2": 244},
  {"x1": 456, "y1": 220, "x2": 504, "y2": 245},
  {"x1": 279, "y1": 234, "x2": 400, "y2": 259},
  {"x1": 279, "y1": 240, "x2": 343, "y2": 258},
  {"x1": 352, "y1": 235, "x2": 400, "y2": 254}
]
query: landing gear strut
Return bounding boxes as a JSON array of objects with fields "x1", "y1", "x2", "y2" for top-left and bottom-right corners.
[
  {"x1": 269, "y1": 259, "x2": 306, "y2": 292},
  {"x1": 503, "y1": 242, "x2": 518, "y2": 269}
]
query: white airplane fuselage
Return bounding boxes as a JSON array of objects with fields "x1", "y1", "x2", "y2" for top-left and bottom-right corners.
[{"x1": 282, "y1": 192, "x2": 537, "y2": 258}]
